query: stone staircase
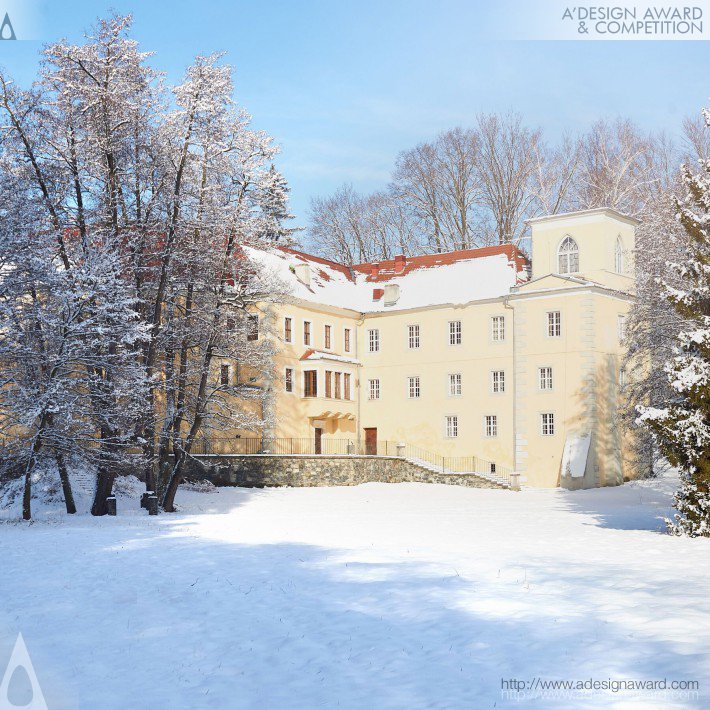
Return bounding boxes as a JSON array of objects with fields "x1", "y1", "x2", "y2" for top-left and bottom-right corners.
[{"x1": 403, "y1": 457, "x2": 510, "y2": 489}]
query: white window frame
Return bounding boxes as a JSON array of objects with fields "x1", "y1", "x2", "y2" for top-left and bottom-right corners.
[
  {"x1": 408, "y1": 324, "x2": 420, "y2": 349},
  {"x1": 491, "y1": 315, "x2": 505, "y2": 342},
  {"x1": 368, "y1": 378, "x2": 380, "y2": 400},
  {"x1": 541, "y1": 412, "x2": 555, "y2": 436},
  {"x1": 448, "y1": 320, "x2": 462, "y2": 346},
  {"x1": 557, "y1": 235, "x2": 580, "y2": 274},
  {"x1": 448, "y1": 373, "x2": 462, "y2": 397},
  {"x1": 445, "y1": 415, "x2": 459, "y2": 438},
  {"x1": 368, "y1": 328, "x2": 380, "y2": 353},
  {"x1": 491, "y1": 370, "x2": 505, "y2": 394},
  {"x1": 484, "y1": 415, "x2": 498, "y2": 438},
  {"x1": 615, "y1": 236, "x2": 624, "y2": 274},
  {"x1": 619, "y1": 367, "x2": 626, "y2": 390},
  {"x1": 284, "y1": 367, "x2": 294, "y2": 394},
  {"x1": 547, "y1": 311, "x2": 562, "y2": 338},
  {"x1": 617, "y1": 315, "x2": 627, "y2": 343},
  {"x1": 407, "y1": 375, "x2": 421, "y2": 399},
  {"x1": 284, "y1": 315, "x2": 294, "y2": 344},
  {"x1": 538, "y1": 366, "x2": 553, "y2": 391}
]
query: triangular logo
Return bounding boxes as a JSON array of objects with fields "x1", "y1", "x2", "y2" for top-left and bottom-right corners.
[
  {"x1": 0, "y1": 633, "x2": 48, "y2": 710},
  {"x1": 0, "y1": 13, "x2": 16, "y2": 41}
]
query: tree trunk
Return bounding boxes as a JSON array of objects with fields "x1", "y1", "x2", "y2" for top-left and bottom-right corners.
[
  {"x1": 91, "y1": 465, "x2": 115, "y2": 516},
  {"x1": 161, "y1": 454, "x2": 185, "y2": 513},
  {"x1": 55, "y1": 451, "x2": 76, "y2": 514},
  {"x1": 22, "y1": 454, "x2": 37, "y2": 521}
]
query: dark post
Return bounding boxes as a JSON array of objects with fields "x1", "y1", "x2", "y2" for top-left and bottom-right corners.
[
  {"x1": 106, "y1": 496, "x2": 117, "y2": 516},
  {"x1": 147, "y1": 495, "x2": 159, "y2": 515}
]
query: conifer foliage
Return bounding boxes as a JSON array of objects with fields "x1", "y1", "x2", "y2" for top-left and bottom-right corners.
[{"x1": 638, "y1": 110, "x2": 710, "y2": 536}]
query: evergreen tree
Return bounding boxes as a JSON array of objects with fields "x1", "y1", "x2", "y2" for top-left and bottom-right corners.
[{"x1": 638, "y1": 116, "x2": 710, "y2": 536}]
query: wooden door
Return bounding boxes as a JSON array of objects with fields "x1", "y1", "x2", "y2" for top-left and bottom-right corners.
[
  {"x1": 364, "y1": 427, "x2": 377, "y2": 456},
  {"x1": 314, "y1": 427, "x2": 323, "y2": 454}
]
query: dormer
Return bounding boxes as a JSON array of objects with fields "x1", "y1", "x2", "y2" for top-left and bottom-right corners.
[
  {"x1": 293, "y1": 262, "x2": 311, "y2": 286},
  {"x1": 526, "y1": 208, "x2": 638, "y2": 292}
]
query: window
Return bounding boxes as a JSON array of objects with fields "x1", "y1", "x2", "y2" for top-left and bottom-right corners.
[
  {"x1": 541, "y1": 413, "x2": 555, "y2": 436},
  {"x1": 344, "y1": 328, "x2": 351, "y2": 353},
  {"x1": 303, "y1": 321, "x2": 311, "y2": 346},
  {"x1": 485, "y1": 415, "x2": 498, "y2": 437},
  {"x1": 448, "y1": 373, "x2": 462, "y2": 397},
  {"x1": 344, "y1": 373, "x2": 351, "y2": 400},
  {"x1": 617, "y1": 315, "x2": 627, "y2": 342},
  {"x1": 368, "y1": 329, "x2": 380, "y2": 352},
  {"x1": 324, "y1": 325, "x2": 332, "y2": 349},
  {"x1": 220, "y1": 364, "x2": 230, "y2": 386},
  {"x1": 408, "y1": 376, "x2": 420, "y2": 399},
  {"x1": 368, "y1": 379, "x2": 380, "y2": 400},
  {"x1": 539, "y1": 367, "x2": 553, "y2": 391},
  {"x1": 547, "y1": 311, "x2": 561, "y2": 337},
  {"x1": 619, "y1": 368, "x2": 626, "y2": 390},
  {"x1": 304, "y1": 370, "x2": 317, "y2": 397},
  {"x1": 408, "y1": 324, "x2": 420, "y2": 349},
  {"x1": 558, "y1": 236, "x2": 579, "y2": 274},
  {"x1": 247, "y1": 314, "x2": 259, "y2": 341},
  {"x1": 284, "y1": 317, "x2": 292, "y2": 343},
  {"x1": 285, "y1": 367, "x2": 293, "y2": 393},
  {"x1": 325, "y1": 370, "x2": 332, "y2": 398},
  {"x1": 615, "y1": 236, "x2": 624, "y2": 274},
  {"x1": 491, "y1": 316, "x2": 505, "y2": 341},
  {"x1": 449, "y1": 320, "x2": 462, "y2": 345},
  {"x1": 334, "y1": 372, "x2": 342, "y2": 399},
  {"x1": 490, "y1": 462, "x2": 497, "y2": 474},
  {"x1": 445, "y1": 415, "x2": 458, "y2": 438},
  {"x1": 491, "y1": 370, "x2": 505, "y2": 393}
]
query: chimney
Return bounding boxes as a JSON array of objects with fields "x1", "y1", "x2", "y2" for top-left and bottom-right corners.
[
  {"x1": 293, "y1": 262, "x2": 311, "y2": 286},
  {"x1": 370, "y1": 262, "x2": 380, "y2": 279},
  {"x1": 394, "y1": 254, "x2": 406, "y2": 272},
  {"x1": 372, "y1": 288, "x2": 384, "y2": 301}
]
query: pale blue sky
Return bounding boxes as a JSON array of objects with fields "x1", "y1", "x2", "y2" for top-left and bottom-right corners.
[{"x1": 1, "y1": 0, "x2": 708, "y2": 227}]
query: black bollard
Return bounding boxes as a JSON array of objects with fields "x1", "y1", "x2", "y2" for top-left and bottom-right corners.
[
  {"x1": 147, "y1": 495, "x2": 159, "y2": 516},
  {"x1": 140, "y1": 491, "x2": 154, "y2": 509},
  {"x1": 106, "y1": 495, "x2": 117, "y2": 516}
]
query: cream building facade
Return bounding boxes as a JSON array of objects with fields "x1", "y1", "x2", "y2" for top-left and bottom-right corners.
[{"x1": 242, "y1": 208, "x2": 637, "y2": 489}]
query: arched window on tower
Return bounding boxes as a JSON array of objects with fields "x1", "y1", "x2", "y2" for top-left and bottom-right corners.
[
  {"x1": 615, "y1": 236, "x2": 624, "y2": 274},
  {"x1": 557, "y1": 236, "x2": 579, "y2": 274}
]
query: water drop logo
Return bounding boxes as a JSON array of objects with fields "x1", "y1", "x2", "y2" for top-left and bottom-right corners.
[
  {"x1": 0, "y1": 12, "x2": 16, "y2": 40},
  {"x1": 0, "y1": 633, "x2": 47, "y2": 710}
]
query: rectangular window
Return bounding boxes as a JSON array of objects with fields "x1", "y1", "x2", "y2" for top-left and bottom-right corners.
[
  {"x1": 344, "y1": 328, "x2": 351, "y2": 353},
  {"x1": 285, "y1": 367, "x2": 293, "y2": 393},
  {"x1": 491, "y1": 370, "x2": 505, "y2": 393},
  {"x1": 324, "y1": 370, "x2": 332, "y2": 398},
  {"x1": 449, "y1": 320, "x2": 462, "y2": 345},
  {"x1": 334, "y1": 372, "x2": 342, "y2": 399},
  {"x1": 547, "y1": 311, "x2": 561, "y2": 338},
  {"x1": 284, "y1": 317, "x2": 292, "y2": 343},
  {"x1": 368, "y1": 329, "x2": 380, "y2": 352},
  {"x1": 539, "y1": 367, "x2": 553, "y2": 391},
  {"x1": 408, "y1": 324, "x2": 420, "y2": 349},
  {"x1": 541, "y1": 413, "x2": 555, "y2": 436},
  {"x1": 303, "y1": 321, "x2": 311, "y2": 346},
  {"x1": 448, "y1": 373, "x2": 462, "y2": 397},
  {"x1": 408, "y1": 376, "x2": 420, "y2": 399},
  {"x1": 491, "y1": 316, "x2": 505, "y2": 341},
  {"x1": 220, "y1": 364, "x2": 230, "y2": 386},
  {"x1": 490, "y1": 462, "x2": 497, "y2": 474},
  {"x1": 485, "y1": 415, "x2": 498, "y2": 437},
  {"x1": 304, "y1": 370, "x2": 317, "y2": 397},
  {"x1": 247, "y1": 314, "x2": 259, "y2": 341},
  {"x1": 344, "y1": 373, "x2": 351, "y2": 400},
  {"x1": 445, "y1": 415, "x2": 459, "y2": 438},
  {"x1": 617, "y1": 315, "x2": 626, "y2": 342},
  {"x1": 368, "y1": 379, "x2": 380, "y2": 400},
  {"x1": 324, "y1": 325, "x2": 332, "y2": 349},
  {"x1": 619, "y1": 368, "x2": 626, "y2": 390}
]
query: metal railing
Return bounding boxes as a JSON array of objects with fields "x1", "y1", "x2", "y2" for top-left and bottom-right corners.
[{"x1": 191, "y1": 436, "x2": 512, "y2": 485}]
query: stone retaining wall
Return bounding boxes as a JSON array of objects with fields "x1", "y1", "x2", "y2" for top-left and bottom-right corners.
[{"x1": 184, "y1": 454, "x2": 506, "y2": 490}]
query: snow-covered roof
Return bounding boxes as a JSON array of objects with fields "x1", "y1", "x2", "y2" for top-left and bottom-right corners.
[{"x1": 244, "y1": 244, "x2": 529, "y2": 313}]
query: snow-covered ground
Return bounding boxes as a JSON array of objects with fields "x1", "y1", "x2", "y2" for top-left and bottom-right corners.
[{"x1": 1, "y1": 473, "x2": 708, "y2": 708}]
